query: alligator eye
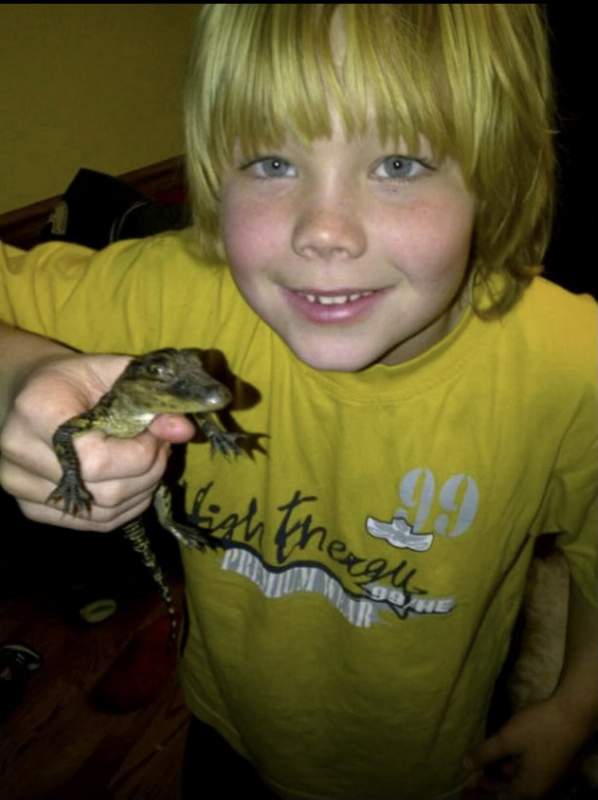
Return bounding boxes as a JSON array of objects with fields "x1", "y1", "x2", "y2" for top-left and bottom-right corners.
[{"x1": 148, "y1": 363, "x2": 171, "y2": 379}]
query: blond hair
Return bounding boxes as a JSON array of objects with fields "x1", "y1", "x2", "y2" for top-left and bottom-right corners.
[{"x1": 184, "y1": 4, "x2": 555, "y2": 317}]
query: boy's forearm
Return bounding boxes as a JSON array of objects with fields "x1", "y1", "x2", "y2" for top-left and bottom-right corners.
[
  {"x1": 0, "y1": 321, "x2": 73, "y2": 425},
  {"x1": 553, "y1": 581, "x2": 598, "y2": 733}
]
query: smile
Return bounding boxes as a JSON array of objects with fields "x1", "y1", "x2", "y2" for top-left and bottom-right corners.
[
  {"x1": 283, "y1": 286, "x2": 386, "y2": 325},
  {"x1": 297, "y1": 291, "x2": 375, "y2": 305}
]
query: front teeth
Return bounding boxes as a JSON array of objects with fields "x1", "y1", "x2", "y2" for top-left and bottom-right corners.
[{"x1": 301, "y1": 291, "x2": 374, "y2": 305}]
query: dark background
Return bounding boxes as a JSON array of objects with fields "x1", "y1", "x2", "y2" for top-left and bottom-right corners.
[{"x1": 544, "y1": 4, "x2": 594, "y2": 298}]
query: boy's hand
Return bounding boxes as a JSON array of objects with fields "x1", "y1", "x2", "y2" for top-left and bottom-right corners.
[
  {"x1": 0, "y1": 354, "x2": 195, "y2": 531},
  {"x1": 462, "y1": 698, "x2": 587, "y2": 798}
]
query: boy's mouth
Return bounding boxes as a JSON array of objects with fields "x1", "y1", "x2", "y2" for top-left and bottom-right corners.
[
  {"x1": 295, "y1": 290, "x2": 375, "y2": 306},
  {"x1": 283, "y1": 286, "x2": 386, "y2": 323}
]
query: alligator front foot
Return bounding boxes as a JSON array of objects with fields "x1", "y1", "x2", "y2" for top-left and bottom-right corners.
[
  {"x1": 195, "y1": 416, "x2": 244, "y2": 458},
  {"x1": 208, "y1": 428, "x2": 245, "y2": 458},
  {"x1": 46, "y1": 471, "x2": 93, "y2": 516}
]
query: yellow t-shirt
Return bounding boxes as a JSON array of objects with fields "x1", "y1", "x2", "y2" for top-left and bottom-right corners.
[{"x1": 1, "y1": 231, "x2": 597, "y2": 800}]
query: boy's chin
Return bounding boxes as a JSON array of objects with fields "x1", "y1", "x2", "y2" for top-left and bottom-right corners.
[{"x1": 287, "y1": 341, "x2": 388, "y2": 373}]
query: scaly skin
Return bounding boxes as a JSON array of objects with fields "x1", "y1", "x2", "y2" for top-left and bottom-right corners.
[{"x1": 46, "y1": 348, "x2": 244, "y2": 640}]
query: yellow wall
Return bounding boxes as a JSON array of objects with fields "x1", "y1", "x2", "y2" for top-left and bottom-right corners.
[{"x1": 0, "y1": 4, "x2": 199, "y2": 214}]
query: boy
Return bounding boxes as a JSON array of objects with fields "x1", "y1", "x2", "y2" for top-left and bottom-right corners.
[{"x1": 1, "y1": 5, "x2": 597, "y2": 799}]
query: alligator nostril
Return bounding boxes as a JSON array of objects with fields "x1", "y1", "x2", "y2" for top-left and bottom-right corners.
[{"x1": 204, "y1": 384, "x2": 232, "y2": 407}]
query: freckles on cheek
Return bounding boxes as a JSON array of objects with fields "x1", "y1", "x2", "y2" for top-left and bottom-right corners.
[
  {"x1": 400, "y1": 202, "x2": 474, "y2": 281},
  {"x1": 221, "y1": 195, "x2": 280, "y2": 268}
]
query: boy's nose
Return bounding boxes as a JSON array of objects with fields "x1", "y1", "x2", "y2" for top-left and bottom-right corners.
[{"x1": 292, "y1": 207, "x2": 366, "y2": 261}]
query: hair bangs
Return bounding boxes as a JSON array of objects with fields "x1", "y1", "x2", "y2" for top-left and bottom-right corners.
[
  {"x1": 340, "y1": 5, "x2": 455, "y2": 158},
  {"x1": 197, "y1": 5, "x2": 456, "y2": 183},
  {"x1": 223, "y1": 5, "x2": 341, "y2": 162}
]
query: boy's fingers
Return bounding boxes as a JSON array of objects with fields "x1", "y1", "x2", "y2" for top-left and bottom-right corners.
[
  {"x1": 57, "y1": 431, "x2": 160, "y2": 486},
  {"x1": 17, "y1": 490, "x2": 155, "y2": 532},
  {"x1": 2, "y1": 440, "x2": 167, "y2": 505},
  {"x1": 464, "y1": 733, "x2": 514, "y2": 771}
]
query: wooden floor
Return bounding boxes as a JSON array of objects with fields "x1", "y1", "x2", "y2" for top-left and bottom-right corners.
[{"x1": 0, "y1": 496, "x2": 190, "y2": 800}]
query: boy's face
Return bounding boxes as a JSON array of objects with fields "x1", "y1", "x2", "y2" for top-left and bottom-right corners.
[{"x1": 220, "y1": 114, "x2": 475, "y2": 371}]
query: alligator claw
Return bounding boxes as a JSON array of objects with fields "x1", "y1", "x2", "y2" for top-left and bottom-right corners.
[
  {"x1": 208, "y1": 429, "x2": 244, "y2": 459},
  {"x1": 47, "y1": 475, "x2": 93, "y2": 517}
]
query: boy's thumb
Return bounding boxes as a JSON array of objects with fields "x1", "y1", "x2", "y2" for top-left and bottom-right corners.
[
  {"x1": 149, "y1": 413, "x2": 196, "y2": 443},
  {"x1": 464, "y1": 732, "x2": 510, "y2": 771}
]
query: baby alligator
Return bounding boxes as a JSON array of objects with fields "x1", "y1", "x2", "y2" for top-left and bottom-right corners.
[{"x1": 46, "y1": 347, "x2": 242, "y2": 640}]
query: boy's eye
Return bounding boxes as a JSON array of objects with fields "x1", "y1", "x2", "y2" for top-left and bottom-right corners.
[
  {"x1": 373, "y1": 156, "x2": 431, "y2": 180},
  {"x1": 243, "y1": 157, "x2": 296, "y2": 179}
]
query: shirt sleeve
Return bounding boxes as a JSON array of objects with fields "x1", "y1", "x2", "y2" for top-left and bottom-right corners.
[{"x1": 0, "y1": 237, "x2": 169, "y2": 355}]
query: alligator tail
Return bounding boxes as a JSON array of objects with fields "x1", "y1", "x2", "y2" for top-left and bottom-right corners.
[{"x1": 121, "y1": 518, "x2": 177, "y2": 642}]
